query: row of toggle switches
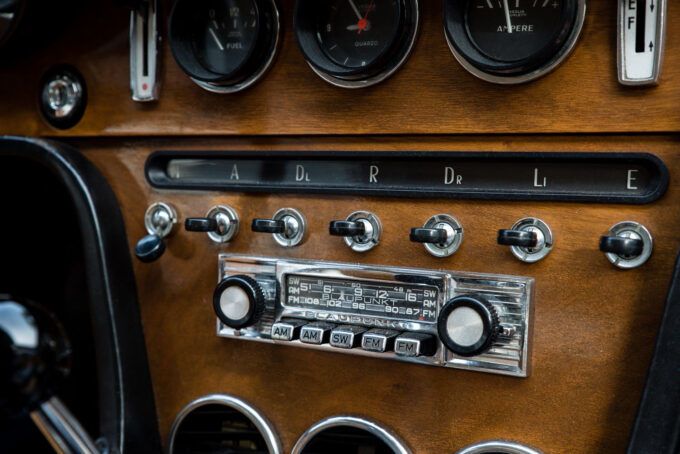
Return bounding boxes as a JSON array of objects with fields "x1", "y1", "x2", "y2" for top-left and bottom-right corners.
[
  {"x1": 272, "y1": 320, "x2": 436, "y2": 357},
  {"x1": 136, "y1": 202, "x2": 654, "y2": 269}
]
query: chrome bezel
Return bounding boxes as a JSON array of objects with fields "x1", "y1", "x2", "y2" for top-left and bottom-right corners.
[
  {"x1": 456, "y1": 440, "x2": 543, "y2": 454},
  {"x1": 305, "y1": 0, "x2": 420, "y2": 89},
  {"x1": 291, "y1": 416, "x2": 410, "y2": 454},
  {"x1": 143, "y1": 202, "x2": 177, "y2": 238},
  {"x1": 217, "y1": 255, "x2": 534, "y2": 377},
  {"x1": 617, "y1": 0, "x2": 666, "y2": 86},
  {"x1": 271, "y1": 208, "x2": 306, "y2": 247},
  {"x1": 206, "y1": 205, "x2": 239, "y2": 243},
  {"x1": 422, "y1": 214, "x2": 464, "y2": 258},
  {"x1": 343, "y1": 211, "x2": 382, "y2": 253},
  {"x1": 508, "y1": 218, "x2": 554, "y2": 263},
  {"x1": 191, "y1": 0, "x2": 280, "y2": 94},
  {"x1": 168, "y1": 394, "x2": 282, "y2": 454},
  {"x1": 444, "y1": 0, "x2": 587, "y2": 85},
  {"x1": 604, "y1": 221, "x2": 653, "y2": 269}
]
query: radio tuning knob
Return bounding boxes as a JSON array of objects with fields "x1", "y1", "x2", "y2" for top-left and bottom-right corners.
[
  {"x1": 213, "y1": 275, "x2": 266, "y2": 329},
  {"x1": 437, "y1": 295, "x2": 500, "y2": 357}
]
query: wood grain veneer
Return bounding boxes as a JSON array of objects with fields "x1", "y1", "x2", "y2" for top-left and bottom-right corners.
[
  {"x1": 73, "y1": 134, "x2": 680, "y2": 454},
  {"x1": 0, "y1": 0, "x2": 679, "y2": 137}
]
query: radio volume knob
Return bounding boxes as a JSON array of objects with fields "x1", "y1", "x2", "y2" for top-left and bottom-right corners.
[
  {"x1": 213, "y1": 275, "x2": 266, "y2": 329},
  {"x1": 437, "y1": 295, "x2": 500, "y2": 357}
]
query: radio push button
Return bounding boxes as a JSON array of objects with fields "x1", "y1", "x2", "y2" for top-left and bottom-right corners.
[
  {"x1": 329, "y1": 325, "x2": 367, "y2": 349},
  {"x1": 395, "y1": 332, "x2": 437, "y2": 357},
  {"x1": 271, "y1": 319, "x2": 307, "y2": 341},
  {"x1": 300, "y1": 322, "x2": 336, "y2": 345},
  {"x1": 438, "y1": 295, "x2": 500, "y2": 357},
  {"x1": 361, "y1": 329, "x2": 400, "y2": 353}
]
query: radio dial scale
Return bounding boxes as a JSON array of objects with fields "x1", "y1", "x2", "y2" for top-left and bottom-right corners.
[{"x1": 215, "y1": 255, "x2": 534, "y2": 377}]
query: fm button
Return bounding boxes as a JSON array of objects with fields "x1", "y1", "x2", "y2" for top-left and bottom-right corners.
[{"x1": 395, "y1": 332, "x2": 437, "y2": 357}]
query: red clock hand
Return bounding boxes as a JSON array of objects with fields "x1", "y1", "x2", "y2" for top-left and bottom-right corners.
[{"x1": 357, "y1": 0, "x2": 374, "y2": 34}]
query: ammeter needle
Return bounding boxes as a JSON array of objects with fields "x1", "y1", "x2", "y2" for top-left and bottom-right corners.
[{"x1": 503, "y1": 0, "x2": 513, "y2": 34}]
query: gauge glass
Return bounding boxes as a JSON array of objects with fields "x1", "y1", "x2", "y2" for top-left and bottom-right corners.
[
  {"x1": 192, "y1": 0, "x2": 260, "y2": 75},
  {"x1": 316, "y1": 0, "x2": 402, "y2": 69},
  {"x1": 465, "y1": 0, "x2": 569, "y2": 62}
]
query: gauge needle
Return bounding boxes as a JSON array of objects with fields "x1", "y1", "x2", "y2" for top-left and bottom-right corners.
[
  {"x1": 348, "y1": 0, "x2": 363, "y2": 20},
  {"x1": 357, "y1": 0, "x2": 374, "y2": 35},
  {"x1": 503, "y1": 0, "x2": 513, "y2": 34},
  {"x1": 208, "y1": 27, "x2": 225, "y2": 51}
]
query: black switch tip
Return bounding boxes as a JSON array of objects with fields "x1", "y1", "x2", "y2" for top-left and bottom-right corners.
[
  {"x1": 410, "y1": 228, "x2": 448, "y2": 245},
  {"x1": 498, "y1": 229, "x2": 538, "y2": 248},
  {"x1": 185, "y1": 217, "x2": 218, "y2": 233},
  {"x1": 329, "y1": 220, "x2": 365, "y2": 237},
  {"x1": 600, "y1": 236, "x2": 644, "y2": 258},
  {"x1": 252, "y1": 218, "x2": 285, "y2": 234}
]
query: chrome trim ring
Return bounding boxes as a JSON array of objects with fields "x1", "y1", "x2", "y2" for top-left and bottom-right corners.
[
  {"x1": 456, "y1": 440, "x2": 543, "y2": 454},
  {"x1": 143, "y1": 202, "x2": 177, "y2": 238},
  {"x1": 308, "y1": 0, "x2": 420, "y2": 89},
  {"x1": 445, "y1": 0, "x2": 586, "y2": 85},
  {"x1": 509, "y1": 218, "x2": 554, "y2": 263},
  {"x1": 272, "y1": 208, "x2": 306, "y2": 248},
  {"x1": 191, "y1": 0, "x2": 280, "y2": 94},
  {"x1": 291, "y1": 416, "x2": 411, "y2": 454},
  {"x1": 206, "y1": 205, "x2": 240, "y2": 243},
  {"x1": 168, "y1": 394, "x2": 282, "y2": 454},
  {"x1": 422, "y1": 214, "x2": 464, "y2": 258},
  {"x1": 604, "y1": 221, "x2": 653, "y2": 269},
  {"x1": 344, "y1": 211, "x2": 382, "y2": 253}
]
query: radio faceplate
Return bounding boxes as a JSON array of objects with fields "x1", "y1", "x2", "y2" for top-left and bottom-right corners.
[{"x1": 216, "y1": 255, "x2": 534, "y2": 377}]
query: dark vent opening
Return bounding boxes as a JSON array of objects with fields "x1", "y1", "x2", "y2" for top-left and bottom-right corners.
[
  {"x1": 172, "y1": 404, "x2": 269, "y2": 454},
  {"x1": 301, "y1": 426, "x2": 395, "y2": 454}
]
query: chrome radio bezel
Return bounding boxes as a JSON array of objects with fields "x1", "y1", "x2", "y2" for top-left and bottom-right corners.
[{"x1": 216, "y1": 254, "x2": 534, "y2": 377}]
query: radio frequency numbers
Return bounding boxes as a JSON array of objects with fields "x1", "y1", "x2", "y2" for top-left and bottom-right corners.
[{"x1": 285, "y1": 275, "x2": 439, "y2": 322}]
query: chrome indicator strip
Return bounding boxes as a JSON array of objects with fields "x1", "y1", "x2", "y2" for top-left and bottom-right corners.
[{"x1": 618, "y1": 0, "x2": 667, "y2": 85}]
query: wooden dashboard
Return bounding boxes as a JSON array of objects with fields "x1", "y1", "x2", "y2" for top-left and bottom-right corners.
[{"x1": 2, "y1": 0, "x2": 679, "y2": 453}]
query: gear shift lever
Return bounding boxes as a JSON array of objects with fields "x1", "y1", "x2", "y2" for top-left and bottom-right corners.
[{"x1": 0, "y1": 295, "x2": 100, "y2": 454}]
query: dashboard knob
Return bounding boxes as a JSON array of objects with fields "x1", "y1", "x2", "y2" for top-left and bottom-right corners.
[
  {"x1": 251, "y1": 208, "x2": 307, "y2": 247},
  {"x1": 437, "y1": 295, "x2": 500, "y2": 357},
  {"x1": 410, "y1": 214, "x2": 463, "y2": 258},
  {"x1": 497, "y1": 229, "x2": 538, "y2": 248},
  {"x1": 213, "y1": 275, "x2": 266, "y2": 329},
  {"x1": 135, "y1": 234, "x2": 166, "y2": 263},
  {"x1": 187, "y1": 206, "x2": 239, "y2": 243},
  {"x1": 136, "y1": 202, "x2": 177, "y2": 263},
  {"x1": 329, "y1": 220, "x2": 365, "y2": 237},
  {"x1": 599, "y1": 235, "x2": 644, "y2": 258}
]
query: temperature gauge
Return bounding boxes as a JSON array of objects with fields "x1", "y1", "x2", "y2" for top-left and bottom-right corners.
[{"x1": 618, "y1": 0, "x2": 667, "y2": 85}]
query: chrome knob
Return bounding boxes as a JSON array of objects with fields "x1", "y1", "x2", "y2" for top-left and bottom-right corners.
[
  {"x1": 600, "y1": 221, "x2": 653, "y2": 269},
  {"x1": 135, "y1": 202, "x2": 178, "y2": 263},
  {"x1": 329, "y1": 211, "x2": 382, "y2": 253},
  {"x1": 499, "y1": 218, "x2": 553, "y2": 263},
  {"x1": 410, "y1": 214, "x2": 463, "y2": 258},
  {"x1": 252, "y1": 208, "x2": 306, "y2": 247}
]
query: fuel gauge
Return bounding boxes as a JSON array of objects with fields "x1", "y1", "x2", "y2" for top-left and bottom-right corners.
[{"x1": 169, "y1": 0, "x2": 280, "y2": 93}]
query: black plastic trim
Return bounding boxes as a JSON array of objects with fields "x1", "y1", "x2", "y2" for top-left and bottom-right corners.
[
  {"x1": 146, "y1": 151, "x2": 669, "y2": 204},
  {"x1": 627, "y1": 253, "x2": 680, "y2": 454},
  {"x1": 0, "y1": 136, "x2": 161, "y2": 454}
]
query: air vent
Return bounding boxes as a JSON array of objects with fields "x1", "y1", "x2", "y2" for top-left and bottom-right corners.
[
  {"x1": 169, "y1": 395, "x2": 281, "y2": 454},
  {"x1": 292, "y1": 416, "x2": 409, "y2": 454},
  {"x1": 456, "y1": 440, "x2": 543, "y2": 454}
]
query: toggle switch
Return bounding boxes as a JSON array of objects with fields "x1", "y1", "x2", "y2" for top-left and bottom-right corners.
[
  {"x1": 252, "y1": 208, "x2": 306, "y2": 247},
  {"x1": 410, "y1": 214, "x2": 463, "y2": 258},
  {"x1": 498, "y1": 218, "x2": 553, "y2": 263},
  {"x1": 600, "y1": 221, "x2": 653, "y2": 269},
  {"x1": 185, "y1": 205, "x2": 239, "y2": 243},
  {"x1": 135, "y1": 202, "x2": 178, "y2": 263},
  {"x1": 329, "y1": 211, "x2": 382, "y2": 253}
]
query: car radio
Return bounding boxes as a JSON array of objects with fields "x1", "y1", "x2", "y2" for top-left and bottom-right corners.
[{"x1": 214, "y1": 255, "x2": 534, "y2": 377}]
